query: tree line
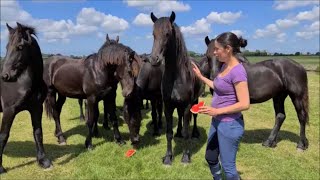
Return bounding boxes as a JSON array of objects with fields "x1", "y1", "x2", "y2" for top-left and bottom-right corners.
[{"x1": 188, "y1": 50, "x2": 320, "y2": 57}]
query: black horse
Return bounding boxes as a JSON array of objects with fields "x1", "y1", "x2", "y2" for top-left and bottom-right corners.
[
  {"x1": 136, "y1": 54, "x2": 163, "y2": 136},
  {"x1": 197, "y1": 56, "x2": 214, "y2": 96},
  {"x1": 205, "y1": 36, "x2": 309, "y2": 150},
  {"x1": 77, "y1": 34, "x2": 120, "y2": 131},
  {"x1": 44, "y1": 41, "x2": 142, "y2": 149},
  {"x1": 0, "y1": 23, "x2": 52, "y2": 174},
  {"x1": 150, "y1": 12, "x2": 204, "y2": 165}
]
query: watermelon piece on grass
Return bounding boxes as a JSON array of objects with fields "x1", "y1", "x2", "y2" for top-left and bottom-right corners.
[{"x1": 125, "y1": 149, "x2": 136, "y2": 157}]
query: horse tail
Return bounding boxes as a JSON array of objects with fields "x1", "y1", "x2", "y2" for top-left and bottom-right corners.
[
  {"x1": 302, "y1": 79, "x2": 309, "y2": 125},
  {"x1": 44, "y1": 88, "x2": 55, "y2": 120}
]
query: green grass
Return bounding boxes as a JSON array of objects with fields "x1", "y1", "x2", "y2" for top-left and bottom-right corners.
[{"x1": 0, "y1": 72, "x2": 319, "y2": 179}]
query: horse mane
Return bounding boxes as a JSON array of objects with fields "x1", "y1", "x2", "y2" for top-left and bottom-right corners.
[
  {"x1": 172, "y1": 23, "x2": 191, "y2": 72},
  {"x1": 97, "y1": 43, "x2": 133, "y2": 66}
]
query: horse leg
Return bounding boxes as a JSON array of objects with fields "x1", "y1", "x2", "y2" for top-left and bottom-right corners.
[
  {"x1": 181, "y1": 106, "x2": 192, "y2": 164},
  {"x1": 151, "y1": 99, "x2": 160, "y2": 136},
  {"x1": 174, "y1": 108, "x2": 183, "y2": 138},
  {"x1": 85, "y1": 96, "x2": 99, "y2": 150},
  {"x1": 54, "y1": 93, "x2": 66, "y2": 144},
  {"x1": 192, "y1": 113, "x2": 200, "y2": 139},
  {"x1": 78, "y1": 99, "x2": 85, "y2": 122},
  {"x1": 0, "y1": 108, "x2": 16, "y2": 174},
  {"x1": 291, "y1": 95, "x2": 309, "y2": 151},
  {"x1": 157, "y1": 98, "x2": 163, "y2": 130},
  {"x1": 29, "y1": 104, "x2": 52, "y2": 169},
  {"x1": 92, "y1": 107, "x2": 101, "y2": 138},
  {"x1": 163, "y1": 104, "x2": 175, "y2": 165},
  {"x1": 263, "y1": 94, "x2": 287, "y2": 148},
  {"x1": 107, "y1": 97, "x2": 125, "y2": 145},
  {"x1": 145, "y1": 100, "x2": 149, "y2": 109},
  {"x1": 102, "y1": 99, "x2": 110, "y2": 130}
]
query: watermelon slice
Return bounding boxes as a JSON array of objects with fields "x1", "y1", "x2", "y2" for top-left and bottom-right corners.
[
  {"x1": 190, "y1": 101, "x2": 205, "y2": 114},
  {"x1": 125, "y1": 149, "x2": 136, "y2": 157}
]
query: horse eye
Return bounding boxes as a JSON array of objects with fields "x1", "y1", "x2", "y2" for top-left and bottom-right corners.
[{"x1": 16, "y1": 45, "x2": 23, "y2": 51}]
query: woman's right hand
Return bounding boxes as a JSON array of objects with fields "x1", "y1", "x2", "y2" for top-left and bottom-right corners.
[{"x1": 191, "y1": 61, "x2": 203, "y2": 79}]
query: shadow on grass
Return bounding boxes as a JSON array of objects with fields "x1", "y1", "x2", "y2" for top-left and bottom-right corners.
[
  {"x1": 242, "y1": 129, "x2": 300, "y2": 145},
  {"x1": 4, "y1": 139, "x2": 107, "y2": 172},
  {"x1": 172, "y1": 125, "x2": 207, "y2": 159}
]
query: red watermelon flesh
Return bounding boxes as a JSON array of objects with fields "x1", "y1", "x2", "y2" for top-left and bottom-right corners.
[
  {"x1": 190, "y1": 101, "x2": 205, "y2": 114},
  {"x1": 125, "y1": 149, "x2": 136, "y2": 157}
]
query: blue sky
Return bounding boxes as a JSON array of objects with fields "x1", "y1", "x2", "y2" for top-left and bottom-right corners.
[{"x1": 1, "y1": 0, "x2": 319, "y2": 57}]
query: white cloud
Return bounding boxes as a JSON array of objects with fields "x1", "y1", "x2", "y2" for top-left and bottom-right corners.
[
  {"x1": 0, "y1": 30, "x2": 8, "y2": 42},
  {"x1": 276, "y1": 32, "x2": 286, "y2": 42},
  {"x1": 0, "y1": 0, "x2": 33, "y2": 26},
  {"x1": 181, "y1": 18, "x2": 211, "y2": 37},
  {"x1": 125, "y1": 0, "x2": 190, "y2": 15},
  {"x1": 309, "y1": 21, "x2": 320, "y2": 31},
  {"x1": 133, "y1": 13, "x2": 153, "y2": 26},
  {"x1": 296, "y1": 31, "x2": 319, "y2": 39},
  {"x1": 253, "y1": 24, "x2": 280, "y2": 39},
  {"x1": 273, "y1": 0, "x2": 319, "y2": 10},
  {"x1": 145, "y1": 34, "x2": 152, "y2": 39},
  {"x1": 206, "y1": 11, "x2": 242, "y2": 24},
  {"x1": 230, "y1": 30, "x2": 244, "y2": 37},
  {"x1": 0, "y1": 1, "x2": 128, "y2": 43},
  {"x1": 296, "y1": 21, "x2": 320, "y2": 39},
  {"x1": 276, "y1": 19, "x2": 299, "y2": 28},
  {"x1": 295, "y1": 6, "x2": 320, "y2": 21}
]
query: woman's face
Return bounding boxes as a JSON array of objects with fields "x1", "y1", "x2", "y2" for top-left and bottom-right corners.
[{"x1": 213, "y1": 41, "x2": 230, "y2": 62}]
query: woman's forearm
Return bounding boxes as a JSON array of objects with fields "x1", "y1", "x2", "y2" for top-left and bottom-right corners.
[{"x1": 200, "y1": 76, "x2": 214, "y2": 89}]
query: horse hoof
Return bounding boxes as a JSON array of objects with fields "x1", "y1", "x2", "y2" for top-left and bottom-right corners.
[
  {"x1": 116, "y1": 140, "x2": 126, "y2": 146},
  {"x1": 174, "y1": 133, "x2": 183, "y2": 138},
  {"x1": 38, "y1": 158, "x2": 53, "y2": 169},
  {"x1": 103, "y1": 124, "x2": 111, "y2": 130},
  {"x1": 152, "y1": 131, "x2": 161, "y2": 137},
  {"x1": 181, "y1": 153, "x2": 191, "y2": 164},
  {"x1": 162, "y1": 155, "x2": 173, "y2": 165},
  {"x1": 0, "y1": 166, "x2": 7, "y2": 174},
  {"x1": 262, "y1": 140, "x2": 277, "y2": 148},
  {"x1": 191, "y1": 132, "x2": 200, "y2": 139},
  {"x1": 58, "y1": 137, "x2": 67, "y2": 145},
  {"x1": 79, "y1": 116, "x2": 85, "y2": 122}
]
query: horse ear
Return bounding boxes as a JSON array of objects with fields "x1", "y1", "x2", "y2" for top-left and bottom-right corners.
[
  {"x1": 116, "y1": 35, "x2": 119, "y2": 43},
  {"x1": 151, "y1": 12, "x2": 158, "y2": 23},
  {"x1": 169, "y1": 11, "x2": 175, "y2": 24},
  {"x1": 6, "y1": 23, "x2": 13, "y2": 34},
  {"x1": 205, "y1": 36, "x2": 211, "y2": 46},
  {"x1": 16, "y1": 22, "x2": 23, "y2": 31},
  {"x1": 106, "y1": 34, "x2": 110, "y2": 42}
]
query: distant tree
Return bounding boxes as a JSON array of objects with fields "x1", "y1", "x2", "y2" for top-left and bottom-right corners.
[
  {"x1": 306, "y1": 52, "x2": 311, "y2": 55},
  {"x1": 295, "y1": 52, "x2": 301, "y2": 56},
  {"x1": 316, "y1": 52, "x2": 320, "y2": 56}
]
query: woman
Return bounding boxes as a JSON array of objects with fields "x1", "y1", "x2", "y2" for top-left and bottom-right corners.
[{"x1": 192, "y1": 32, "x2": 250, "y2": 180}]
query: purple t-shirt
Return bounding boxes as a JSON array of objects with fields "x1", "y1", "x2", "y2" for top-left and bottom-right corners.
[{"x1": 211, "y1": 63, "x2": 247, "y2": 121}]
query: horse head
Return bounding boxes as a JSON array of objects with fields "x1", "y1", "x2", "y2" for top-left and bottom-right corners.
[
  {"x1": 150, "y1": 11, "x2": 176, "y2": 66},
  {"x1": 205, "y1": 36, "x2": 222, "y2": 79},
  {"x1": 2, "y1": 22, "x2": 36, "y2": 82},
  {"x1": 97, "y1": 43, "x2": 142, "y2": 98}
]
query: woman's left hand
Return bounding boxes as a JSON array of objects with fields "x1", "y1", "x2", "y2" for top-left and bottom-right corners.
[{"x1": 198, "y1": 106, "x2": 220, "y2": 117}]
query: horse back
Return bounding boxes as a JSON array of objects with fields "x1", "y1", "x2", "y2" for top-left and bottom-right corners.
[
  {"x1": 46, "y1": 56, "x2": 86, "y2": 98},
  {"x1": 245, "y1": 58, "x2": 307, "y2": 103}
]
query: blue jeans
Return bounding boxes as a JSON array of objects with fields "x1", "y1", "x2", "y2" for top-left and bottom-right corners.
[{"x1": 205, "y1": 116, "x2": 244, "y2": 180}]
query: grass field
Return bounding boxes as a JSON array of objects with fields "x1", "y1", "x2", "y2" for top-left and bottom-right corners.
[{"x1": 0, "y1": 71, "x2": 319, "y2": 179}]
